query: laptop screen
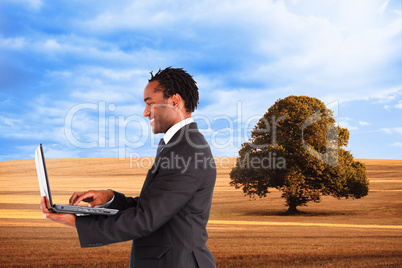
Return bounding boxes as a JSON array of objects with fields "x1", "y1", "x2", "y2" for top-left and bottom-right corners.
[{"x1": 35, "y1": 144, "x2": 54, "y2": 206}]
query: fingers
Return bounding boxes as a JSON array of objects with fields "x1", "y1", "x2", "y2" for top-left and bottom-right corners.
[
  {"x1": 71, "y1": 191, "x2": 95, "y2": 206},
  {"x1": 41, "y1": 196, "x2": 76, "y2": 228},
  {"x1": 69, "y1": 190, "x2": 113, "y2": 207},
  {"x1": 41, "y1": 196, "x2": 51, "y2": 213},
  {"x1": 69, "y1": 192, "x2": 85, "y2": 205},
  {"x1": 69, "y1": 191, "x2": 96, "y2": 205},
  {"x1": 41, "y1": 196, "x2": 53, "y2": 221},
  {"x1": 43, "y1": 212, "x2": 76, "y2": 228}
]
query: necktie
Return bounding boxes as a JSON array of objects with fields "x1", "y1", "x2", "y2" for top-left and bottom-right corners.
[{"x1": 156, "y1": 138, "x2": 165, "y2": 157}]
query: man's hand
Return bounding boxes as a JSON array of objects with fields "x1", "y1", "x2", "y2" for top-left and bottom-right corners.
[
  {"x1": 41, "y1": 196, "x2": 76, "y2": 228},
  {"x1": 69, "y1": 190, "x2": 114, "y2": 208}
]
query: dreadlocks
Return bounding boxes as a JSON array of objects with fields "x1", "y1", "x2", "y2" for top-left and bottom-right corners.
[{"x1": 149, "y1": 67, "x2": 199, "y2": 113}]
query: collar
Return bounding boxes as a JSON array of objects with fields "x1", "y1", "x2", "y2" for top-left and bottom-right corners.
[{"x1": 163, "y1": 117, "x2": 194, "y2": 144}]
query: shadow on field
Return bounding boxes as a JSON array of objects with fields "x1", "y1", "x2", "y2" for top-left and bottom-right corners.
[{"x1": 243, "y1": 210, "x2": 349, "y2": 217}]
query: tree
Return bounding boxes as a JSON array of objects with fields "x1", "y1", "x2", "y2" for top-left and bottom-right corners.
[{"x1": 230, "y1": 95, "x2": 369, "y2": 213}]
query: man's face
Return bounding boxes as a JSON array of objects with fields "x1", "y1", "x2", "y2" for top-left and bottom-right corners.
[{"x1": 143, "y1": 81, "x2": 176, "y2": 134}]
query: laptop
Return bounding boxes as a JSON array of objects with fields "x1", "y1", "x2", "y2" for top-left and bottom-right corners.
[{"x1": 35, "y1": 144, "x2": 118, "y2": 216}]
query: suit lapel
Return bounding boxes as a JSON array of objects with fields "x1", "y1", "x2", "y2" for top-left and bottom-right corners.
[
  {"x1": 139, "y1": 166, "x2": 157, "y2": 197},
  {"x1": 139, "y1": 122, "x2": 198, "y2": 197},
  {"x1": 139, "y1": 140, "x2": 172, "y2": 196}
]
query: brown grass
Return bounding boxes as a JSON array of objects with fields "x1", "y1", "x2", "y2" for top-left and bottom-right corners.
[{"x1": 0, "y1": 158, "x2": 401, "y2": 267}]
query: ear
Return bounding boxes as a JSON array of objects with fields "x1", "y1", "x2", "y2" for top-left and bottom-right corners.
[{"x1": 171, "y1": 94, "x2": 182, "y2": 107}]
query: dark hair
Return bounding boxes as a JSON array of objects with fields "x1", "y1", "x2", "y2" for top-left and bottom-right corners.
[{"x1": 149, "y1": 67, "x2": 199, "y2": 113}]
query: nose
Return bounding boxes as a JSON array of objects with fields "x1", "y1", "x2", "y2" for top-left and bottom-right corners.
[{"x1": 143, "y1": 105, "x2": 150, "y2": 118}]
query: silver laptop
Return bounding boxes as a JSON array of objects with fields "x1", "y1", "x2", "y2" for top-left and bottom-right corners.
[{"x1": 35, "y1": 144, "x2": 118, "y2": 216}]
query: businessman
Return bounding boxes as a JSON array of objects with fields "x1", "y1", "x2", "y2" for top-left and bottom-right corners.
[{"x1": 41, "y1": 67, "x2": 217, "y2": 267}]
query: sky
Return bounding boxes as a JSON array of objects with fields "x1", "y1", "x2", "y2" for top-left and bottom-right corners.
[{"x1": 0, "y1": 0, "x2": 401, "y2": 161}]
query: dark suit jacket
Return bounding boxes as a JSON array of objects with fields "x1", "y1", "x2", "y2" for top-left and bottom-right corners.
[{"x1": 75, "y1": 123, "x2": 217, "y2": 268}]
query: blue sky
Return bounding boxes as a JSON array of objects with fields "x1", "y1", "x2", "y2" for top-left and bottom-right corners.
[{"x1": 0, "y1": 0, "x2": 401, "y2": 161}]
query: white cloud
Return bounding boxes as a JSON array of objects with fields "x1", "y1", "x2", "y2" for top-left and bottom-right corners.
[
  {"x1": 378, "y1": 0, "x2": 390, "y2": 15},
  {"x1": 46, "y1": 70, "x2": 73, "y2": 78},
  {"x1": 1, "y1": 0, "x2": 400, "y2": 160},
  {"x1": 196, "y1": 87, "x2": 285, "y2": 124},
  {"x1": 381, "y1": 127, "x2": 402, "y2": 135},
  {"x1": 359, "y1": 121, "x2": 371, "y2": 126},
  {"x1": 0, "y1": 115, "x2": 22, "y2": 128},
  {"x1": 19, "y1": 34, "x2": 172, "y2": 68},
  {"x1": 70, "y1": 89, "x2": 129, "y2": 103},
  {"x1": 7, "y1": 0, "x2": 400, "y2": 104},
  {"x1": 0, "y1": 37, "x2": 26, "y2": 49},
  {"x1": 82, "y1": 1, "x2": 179, "y2": 32},
  {"x1": 44, "y1": 65, "x2": 149, "y2": 104},
  {"x1": 395, "y1": 100, "x2": 402, "y2": 109},
  {"x1": 372, "y1": 86, "x2": 402, "y2": 103},
  {"x1": 235, "y1": 0, "x2": 399, "y2": 102},
  {"x1": 390, "y1": 142, "x2": 402, "y2": 148},
  {"x1": 337, "y1": 117, "x2": 358, "y2": 131},
  {"x1": 3, "y1": 0, "x2": 42, "y2": 10},
  {"x1": 44, "y1": 148, "x2": 80, "y2": 159},
  {"x1": 43, "y1": 39, "x2": 62, "y2": 51},
  {"x1": 26, "y1": 0, "x2": 42, "y2": 9},
  {"x1": 88, "y1": 67, "x2": 144, "y2": 81}
]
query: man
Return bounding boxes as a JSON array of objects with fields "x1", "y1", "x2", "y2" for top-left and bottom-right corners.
[{"x1": 41, "y1": 67, "x2": 217, "y2": 267}]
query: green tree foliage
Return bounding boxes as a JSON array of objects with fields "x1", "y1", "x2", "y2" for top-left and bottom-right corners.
[{"x1": 230, "y1": 96, "x2": 369, "y2": 213}]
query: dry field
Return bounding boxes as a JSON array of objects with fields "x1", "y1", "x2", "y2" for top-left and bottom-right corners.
[{"x1": 0, "y1": 157, "x2": 401, "y2": 267}]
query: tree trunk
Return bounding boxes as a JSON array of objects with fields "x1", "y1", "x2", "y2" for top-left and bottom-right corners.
[{"x1": 287, "y1": 201, "x2": 298, "y2": 214}]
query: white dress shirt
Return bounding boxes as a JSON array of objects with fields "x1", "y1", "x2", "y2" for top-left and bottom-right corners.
[
  {"x1": 102, "y1": 117, "x2": 194, "y2": 208},
  {"x1": 162, "y1": 117, "x2": 194, "y2": 144}
]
